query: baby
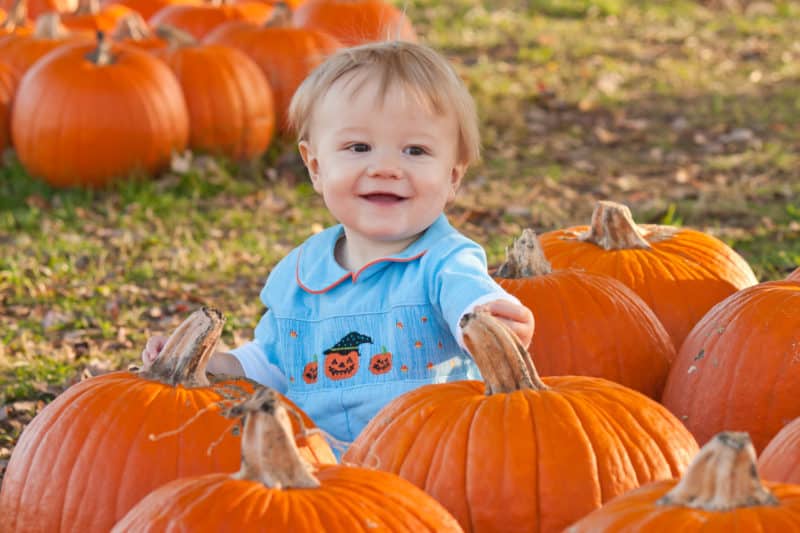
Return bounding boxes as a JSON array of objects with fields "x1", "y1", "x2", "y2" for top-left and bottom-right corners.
[{"x1": 144, "y1": 40, "x2": 534, "y2": 447}]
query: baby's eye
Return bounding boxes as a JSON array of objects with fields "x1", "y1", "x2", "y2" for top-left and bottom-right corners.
[
  {"x1": 404, "y1": 145, "x2": 428, "y2": 156},
  {"x1": 348, "y1": 143, "x2": 370, "y2": 153}
]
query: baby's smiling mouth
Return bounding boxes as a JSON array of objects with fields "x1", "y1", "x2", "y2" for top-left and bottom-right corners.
[{"x1": 360, "y1": 193, "x2": 407, "y2": 203}]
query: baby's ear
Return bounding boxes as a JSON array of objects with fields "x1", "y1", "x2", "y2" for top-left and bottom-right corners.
[
  {"x1": 448, "y1": 163, "x2": 467, "y2": 199},
  {"x1": 298, "y1": 140, "x2": 321, "y2": 189}
]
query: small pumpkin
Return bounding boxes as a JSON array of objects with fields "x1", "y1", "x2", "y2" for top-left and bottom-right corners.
[
  {"x1": 203, "y1": 3, "x2": 341, "y2": 131},
  {"x1": 345, "y1": 311, "x2": 699, "y2": 532},
  {"x1": 661, "y1": 279, "x2": 800, "y2": 453},
  {"x1": 292, "y1": 0, "x2": 416, "y2": 46},
  {"x1": 0, "y1": 308, "x2": 335, "y2": 533},
  {"x1": 153, "y1": 24, "x2": 275, "y2": 160},
  {"x1": 369, "y1": 347, "x2": 392, "y2": 375},
  {"x1": 112, "y1": 387, "x2": 462, "y2": 532},
  {"x1": 759, "y1": 417, "x2": 800, "y2": 484},
  {"x1": 567, "y1": 432, "x2": 800, "y2": 532},
  {"x1": 11, "y1": 31, "x2": 189, "y2": 187},
  {"x1": 61, "y1": 0, "x2": 135, "y2": 32},
  {"x1": 302, "y1": 356, "x2": 318, "y2": 384},
  {"x1": 494, "y1": 229, "x2": 675, "y2": 399},
  {"x1": 538, "y1": 201, "x2": 758, "y2": 349}
]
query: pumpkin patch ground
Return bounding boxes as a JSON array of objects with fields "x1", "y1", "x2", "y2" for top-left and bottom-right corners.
[{"x1": 2, "y1": 0, "x2": 799, "y2": 493}]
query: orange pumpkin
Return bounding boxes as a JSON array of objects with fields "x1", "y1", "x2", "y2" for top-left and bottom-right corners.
[
  {"x1": 204, "y1": 5, "x2": 341, "y2": 131},
  {"x1": 494, "y1": 229, "x2": 675, "y2": 399},
  {"x1": 0, "y1": 308, "x2": 335, "y2": 533},
  {"x1": 344, "y1": 311, "x2": 699, "y2": 533},
  {"x1": 148, "y1": 0, "x2": 273, "y2": 39},
  {"x1": 661, "y1": 279, "x2": 800, "y2": 453},
  {"x1": 0, "y1": 61, "x2": 14, "y2": 149},
  {"x1": 153, "y1": 25, "x2": 275, "y2": 160},
  {"x1": 567, "y1": 432, "x2": 800, "y2": 532},
  {"x1": 759, "y1": 417, "x2": 800, "y2": 484},
  {"x1": 11, "y1": 32, "x2": 188, "y2": 187},
  {"x1": 0, "y1": 0, "x2": 74, "y2": 20},
  {"x1": 61, "y1": 0, "x2": 135, "y2": 32},
  {"x1": 539, "y1": 201, "x2": 758, "y2": 349},
  {"x1": 112, "y1": 387, "x2": 461, "y2": 532},
  {"x1": 292, "y1": 0, "x2": 416, "y2": 46},
  {"x1": 110, "y1": 12, "x2": 168, "y2": 50},
  {"x1": 789, "y1": 267, "x2": 800, "y2": 282}
]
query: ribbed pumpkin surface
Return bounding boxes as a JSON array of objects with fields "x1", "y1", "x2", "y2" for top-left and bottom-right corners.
[
  {"x1": 345, "y1": 376, "x2": 698, "y2": 533},
  {"x1": 113, "y1": 464, "x2": 462, "y2": 531},
  {"x1": 759, "y1": 417, "x2": 800, "y2": 484},
  {"x1": 662, "y1": 281, "x2": 800, "y2": 452},
  {"x1": 11, "y1": 40, "x2": 188, "y2": 187},
  {"x1": 292, "y1": 0, "x2": 416, "y2": 46}
]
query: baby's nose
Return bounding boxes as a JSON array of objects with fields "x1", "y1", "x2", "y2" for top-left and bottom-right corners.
[{"x1": 366, "y1": 152, "x2": 402, "y2": 178}]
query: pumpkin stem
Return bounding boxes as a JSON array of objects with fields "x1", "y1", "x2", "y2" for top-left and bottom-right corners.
[
  {"x1": 34, "y1": 13, "x2": 71, "y2": 39},
  {"x1": 229, "y1": 388, "x2": 321, "y2": 489},
  {"x1": 495, "y1": 228, "x2": 552, "y2": 278},
  {"x1": 86, "y1": 31, "x2": 115, "y2": 65},
  {"x1": 460, "y1": 310, "x2": 546, "y2": 394},
  {"x1": 1, "y1": 0, "x2": 27, "y2": 30},
  {"x1": 264, "y1": 1, "x2": 291, "y2": 28},
  {"x1": 139, "y1": 307, "x2": 224, "y2": 387},
  {"x1": 578, "y1": 201, "x2": 651, "y2": 250},
  {"x1": 657, "y1": 431, "x2": 778, "y2": 511},
  {"x1": 154, "y1": 24, "x2": 197, "y2": 48},
  {"x1": 111, "y1": 13, "x2": 155, "y2": 41},
  {"x1": 74, "y1": 0, "x2": 100, "y2": 15}
]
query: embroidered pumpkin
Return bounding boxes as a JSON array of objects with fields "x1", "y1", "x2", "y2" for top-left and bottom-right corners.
[
  {"x1": 302, "y1": 357, "x2": 318, "y2": 384},
  {"x1": 112, "y1": 388, "x2": 463, "y2": 532},
  {"x1": 369, "y1": 347, "x2": 392, "y2": 375},
  {"x1": 0, "y1": 308, "x2": 336, "y2": 533},
  {"x1": 567, "y1": 432, "x2": 800, "y2": 532},
  {"x1": 322, "y1": 331, "x2": 371, "y2": 381},
  {"x1": 345, "y1": 311, "x2": 699, "y2": 532}
]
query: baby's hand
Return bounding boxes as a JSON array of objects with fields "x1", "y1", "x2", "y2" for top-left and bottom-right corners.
[
  {"x1": 141, "y1": 334, "x2": 168, "y2": 365},
  {"x1": 475, "y1": 300, "x2": 535, "y2": 348}
]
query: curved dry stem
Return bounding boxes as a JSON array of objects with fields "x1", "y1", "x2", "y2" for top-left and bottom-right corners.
[
  {"x1": 578, "y1": 200, "x2": 652, "y2": 250},
  {"x1": 1, "y1": 0, "x2": 27, "y2": 30},
  {"x1": 229, "y1": 388, "x2": 320, "y2": 489},
  {"x1": 74, "y1": 0, "x2": 100, "y2": 15},
  {"x1": 34, "y1": 12, "x2": 71, "y2": 39},
  {"x1": 154, "y1": 24, "x2": 197, "y2": 48},
  {"x1": 657, "y1": 431, "x2": 778, "y2": 510},
  {"x1": 139, "y1": 307, "x2": 224, "y2": 387},
  {"x1": 495, "y1": 228, "x2": 552, "y2": 278},
  {"x1": 86, "y1": 31, "x2": 115, "y2": 65},
  {"x1": 112, "y1": 13, "x2": 154, "y2": 41},
  {"x1": 460, "y1": 310, "x2": 545, "y2": 395},
  {"x1": 265, "y1": 1, "x2": 291, "y2": 27}
]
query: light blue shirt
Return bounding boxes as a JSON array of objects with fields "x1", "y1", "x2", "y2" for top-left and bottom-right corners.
[{"x1": 231, "y1": 214, "x2": 517, "y2": 446}]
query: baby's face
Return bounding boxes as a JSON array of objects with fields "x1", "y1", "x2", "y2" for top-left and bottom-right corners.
[{"x1": 299, "y1": 72, "x2": 466, "y2": 250}]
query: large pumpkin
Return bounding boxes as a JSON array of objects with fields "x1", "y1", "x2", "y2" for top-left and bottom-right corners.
[
  {"x1": 0, "y1": 60, "x2": 14, "y2": 149},
  {"x1": 292, "y1": 0, "x2": 416, "y2": 46},
  {"x1": 0, "y1": 308, "x2": 335, "y2": 533},
  {"x1": 494, "y1": 229, "x2": 675, "y2": 399},
  {"x1": 661, "y1": 279, "x2": 800, "y2": 453},
  {"x1": 204, "y1": 5, "x2": 340, "y2": 131},
  {"x1": 344, "y1": 311, "x2": 698, "y2": 533},
  {"x1": 759, "y1": 417, "x2": 800, "y2": 484},
  {"x1": 11, "y1": 32, "x2": 188, "y2": 187},
  {"x1": 539, "y1": 201, "x2": 758, "y2": 349},
  {"x1": 112, "y1": 387, "x2": 461, "y2": 532},
  {"x1": 153, "y1": 25, "x2": 275, "y2": 160},
  {"x1": 567, "y1": 431, "x2": 800, "y2": 532}
]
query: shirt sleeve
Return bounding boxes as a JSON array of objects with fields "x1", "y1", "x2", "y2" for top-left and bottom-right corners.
[
  {"x1": 229, "y1": 309, "x2": 288, "y2": 393},
  {"x1": 430, "y1": 241, "x2": 521, "y2": 351}
]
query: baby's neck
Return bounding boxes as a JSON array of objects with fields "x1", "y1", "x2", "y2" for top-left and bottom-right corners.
[{"x1": 335, "y1": 232, "x2": 421, "y2": 271}]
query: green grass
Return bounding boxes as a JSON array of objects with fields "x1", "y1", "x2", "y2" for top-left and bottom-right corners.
[{"x1": 2, "y1": 0, "x2": 800, "y2": 466}]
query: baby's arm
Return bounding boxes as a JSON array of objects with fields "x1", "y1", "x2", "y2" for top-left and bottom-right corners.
[{"x1": 474, "y1": 299, "x2": 534, "y2": 348}]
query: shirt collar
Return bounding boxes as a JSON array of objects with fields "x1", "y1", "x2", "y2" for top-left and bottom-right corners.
[{"x1": 295, "y1": 214, "x2": 452, "y2": 294}]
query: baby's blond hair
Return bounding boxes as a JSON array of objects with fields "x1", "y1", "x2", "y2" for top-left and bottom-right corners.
[{"x1": 288, "y1": 41, "x2": 481, "y2": 166}]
